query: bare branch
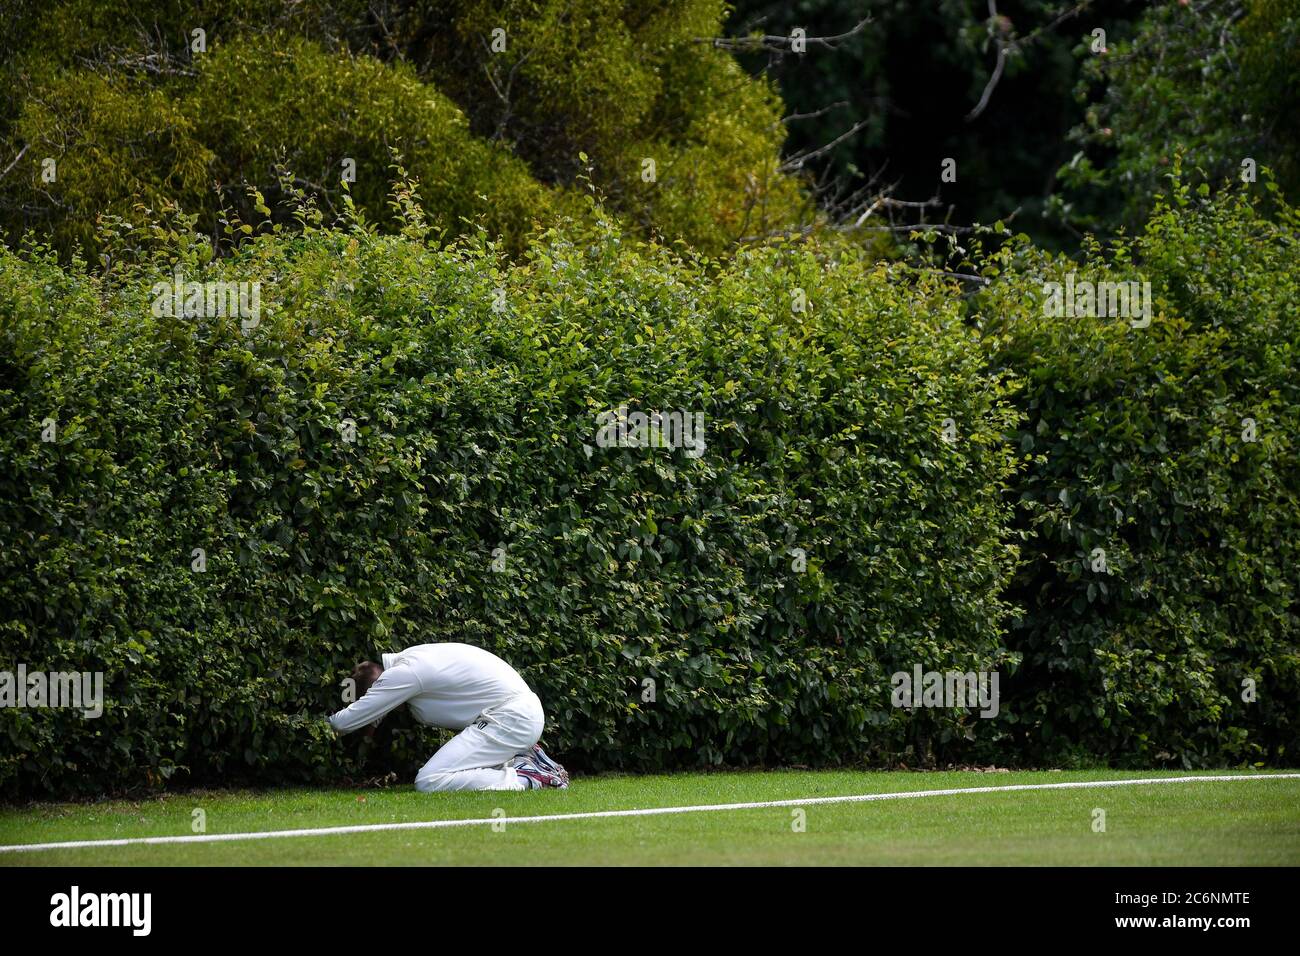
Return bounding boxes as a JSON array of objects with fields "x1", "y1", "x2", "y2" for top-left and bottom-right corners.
[
  {"x1": 368, "y1": 2, "x2": 404, "y2": 60},
  {"x1": 780, "y1": 101, "x2": 849, "y2": 126},
  {"x1": 780, "y1": 118, "x2": 872, "y2": 173},
  {"x1": 479, "y1": 37, "x2": 533, "y2": 142},
  {"x1": 967, "y1": 43, "x2": 1010, "y2": 121},
  {"x1": 967, "y1": 0, "x2": 1093, "y2": 121},
  {"x1": 697, "y1": 17, "x2": 871, "y2": 53},
  {"x1": 0, "y1": 143, "x2": 30, "y2": 182},
  {"x1": 75, "y1": 47, "x2": 197, "y2": 78},
  {"x1": 922, "y1": 269, "x2": 993, "y2": 285}
]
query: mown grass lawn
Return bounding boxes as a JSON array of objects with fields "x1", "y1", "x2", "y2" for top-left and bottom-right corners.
[{"x1": 2, "y1": 769, "x2": 1297, "y2": 866}]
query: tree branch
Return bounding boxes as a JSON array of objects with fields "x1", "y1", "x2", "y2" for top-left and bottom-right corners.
[
  {"x1": 697, "y1": 17, "x2": 871, "y2": 53},
  {"x1": 0, "y1": 143, "x2": 30, "y2": 182},
  {"x1": 967, "y1": 0, "x2": 1093, "y2": 122}
]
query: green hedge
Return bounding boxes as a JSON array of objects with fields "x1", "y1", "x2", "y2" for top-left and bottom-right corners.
[
  {"x1": 3, "y1": 181, "x2": 1296, "y2": 797},
  {"x1": 0, "y1": 214, "x2": 1019, "y2": 796},
  {"x1": 979, "y1": 180, "x2": 1300, "y2": 767}
]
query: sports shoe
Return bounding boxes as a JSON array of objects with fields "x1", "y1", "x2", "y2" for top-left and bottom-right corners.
[
  {"x1": 526, "y1": 744, "x2": 570, "y2": 786},
  {"x1": 513, "y1": 760, "x2": 568, "y2": 790}
]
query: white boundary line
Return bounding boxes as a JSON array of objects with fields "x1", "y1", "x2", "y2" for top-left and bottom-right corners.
[{"x1": 3, "y1": 773, "x2": 1297, "y2": 854}]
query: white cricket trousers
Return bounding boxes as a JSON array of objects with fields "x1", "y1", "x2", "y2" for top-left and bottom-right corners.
[{"x1": 413, "y1": 691, "x2": 545, "y2": 793}]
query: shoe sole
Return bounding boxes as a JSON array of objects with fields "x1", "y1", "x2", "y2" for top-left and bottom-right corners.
[{"x1": 532, "y1": 746, "x2": 570, "y2": 784}]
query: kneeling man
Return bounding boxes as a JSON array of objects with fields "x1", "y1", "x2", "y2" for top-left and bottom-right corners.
[{"x1": 328, "y1": 642, "x2": 568, "y2": 791}]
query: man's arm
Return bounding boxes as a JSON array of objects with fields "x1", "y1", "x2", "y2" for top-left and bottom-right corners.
[{"x1": 328, "y1": 665, "x2": 421, "y2": 735}]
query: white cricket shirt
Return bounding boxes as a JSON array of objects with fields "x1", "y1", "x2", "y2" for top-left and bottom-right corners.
[{"x1": 328, "y1": 643, "x2": 532, "y2": 734}]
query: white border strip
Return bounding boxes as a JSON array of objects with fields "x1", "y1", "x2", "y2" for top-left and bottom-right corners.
[{"x1": 3, "y1": 773, "x2": 1297, "y2": 854}]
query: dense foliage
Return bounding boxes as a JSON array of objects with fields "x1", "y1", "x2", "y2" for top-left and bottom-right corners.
[
  {"x1": 0, "y1": 0, "x2": 806, "y2": 258},
  {"x1": 1056, "y1": 0, "x2": 1300, "y2": 232},
  {"x1": 0, "y1": 2, "x2": 1295, "y2": 797},
  {"x1": 978, "y1": 176, "x2": 1300, "y2": 767},
  {"x1": 3, "y1": 173, "x2": 1296, "y2": 795},
  {"x1": 0, "y1": 196, "x2": 1023, "y2": 795}
]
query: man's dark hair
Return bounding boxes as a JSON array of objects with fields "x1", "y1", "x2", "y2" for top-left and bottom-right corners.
[{"x1": 351, "y1": 660, "x2": 383, "y2": 699}]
